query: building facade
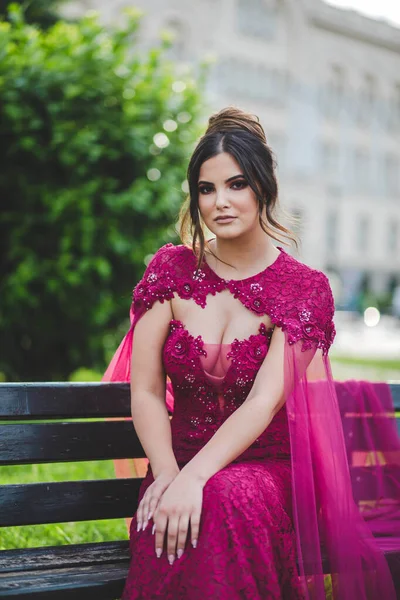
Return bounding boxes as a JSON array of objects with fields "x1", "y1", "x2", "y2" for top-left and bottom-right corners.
[{"x1": 64, "y1": 0, "x2": 400, "y2": 309}]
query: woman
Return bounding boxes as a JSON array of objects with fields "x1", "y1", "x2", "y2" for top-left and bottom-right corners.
[{"x1": 104, "y1": 107, "x2": 396, "y2": 599}]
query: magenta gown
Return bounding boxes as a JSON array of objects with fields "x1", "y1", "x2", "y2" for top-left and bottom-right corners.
[
  {"x1": 123, "y1": 338, "x2": 303, "y2": 599},
  {"x1": 104, "y1": 242, "x2": 398, "y2": 600}
]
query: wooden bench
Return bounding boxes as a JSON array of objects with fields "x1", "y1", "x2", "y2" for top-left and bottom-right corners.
[{"x1": 0, "y1": 382, "x2": 399, "y2": 599}]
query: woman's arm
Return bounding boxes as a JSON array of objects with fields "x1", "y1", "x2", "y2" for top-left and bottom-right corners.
[
  {"x1": 130, "y1": 298, "x2": 179, "y2": 479},
  {"x1": 180, "y1": 326, "x2": 291, "y2": 484}
]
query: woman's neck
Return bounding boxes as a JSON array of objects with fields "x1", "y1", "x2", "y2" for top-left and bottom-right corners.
[{"x1": 206, "y1": 232, "x2": 279, "y2": 279}]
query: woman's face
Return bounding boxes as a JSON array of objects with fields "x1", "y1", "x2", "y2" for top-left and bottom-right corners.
[{"x1": 197, "y1": 152, "x2": 263, "y2": 240}]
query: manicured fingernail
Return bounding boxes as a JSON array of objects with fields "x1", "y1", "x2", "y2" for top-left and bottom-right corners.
[
  {"x1": 192, "y1": 539, "x2": 197, "y2": 548},
  {"x1": 168, "y1": 554, "x2": 175, "y2": 565},
  {"x1": 156, "y1": 548, "x2": 162, "y2": 558},
  {"x1": 177, "y1": 549, "x2": 183, "y2": 559},
  {"x1": 142, "y1": 521, "x2": 147, "y2": 531},
  {"x1": 147, "y1": 512, "x2": 152, "y2": 520},
  {"x1": 137, "y1": 522, "x2": 141, "y2": 532},
  {"x1": 152, "y1": 524, "x2": 156, "y2": 535}
]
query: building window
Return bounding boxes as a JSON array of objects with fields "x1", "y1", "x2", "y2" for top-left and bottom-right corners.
[
  {"x1": 356, "y1": 215, "x2": 369, "y2": 253},
  {"x1": 267, "y1": 132, "x2": 286, "y2": 171},
  {"x1": 357, "y1": 74, "x2": 376, "y2": 126},
  {"x1": 236, "y1": 0, "x2": 278, "y2": 40},
  {"x1": 388, "y1": 220, "x2": 398, "y2": 254},
  {"x1": 385, "y1": 83, "x2": 400, "y2": 132},
  {"x1": 320, "y1": 64, "x2": 345, "y2": 120},
  {"x1": 215, "y1": 57, "x2": 287, "y2": 105},
  {"x1": 353, "y1": 149, "x2": 370, "y2": 194},
  {"x1": 319, "y1": 141, "x2": 339, "y2": 179},
  {"x1": 396, "y1": 83, "x2": 400, "y2": 125},
  {"x1": 326, "y1": 209, "x2": 338, "y2": 253},
  {"x1": 383, "y1": 154, "x2": 399, "y2": 198}
]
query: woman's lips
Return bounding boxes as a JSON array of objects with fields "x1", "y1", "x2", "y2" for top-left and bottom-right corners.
[{"x1": 215, "y1": 217, "x2": 236, "y2": 223}]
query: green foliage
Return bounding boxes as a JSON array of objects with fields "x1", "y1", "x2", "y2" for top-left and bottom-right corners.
[
  {"x1": 69, "y1": 367, "x2": 103, "y2": 382},
  {"x1": 0, "y1": 0, "x2": 66, "y2": 28},
  {"x1": 0, "y1": 7, "x2": 209, "y2": 380}
]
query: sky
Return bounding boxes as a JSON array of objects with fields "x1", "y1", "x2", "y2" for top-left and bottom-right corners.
[{"x1": 324, "y1": 0, "x2": 400, "y2": 27}]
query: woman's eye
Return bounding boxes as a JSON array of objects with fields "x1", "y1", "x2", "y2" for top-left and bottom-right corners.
[
  {"x1": 232, "y1": 180, "x2": 247, "y2": 189},
  {"x1": 198, "y1": 180, "x2": 247, "y2": 194}
]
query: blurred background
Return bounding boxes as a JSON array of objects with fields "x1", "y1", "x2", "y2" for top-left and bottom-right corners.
[{"x1": 0, "y1": 0, "x2": 399, "y2": 382}]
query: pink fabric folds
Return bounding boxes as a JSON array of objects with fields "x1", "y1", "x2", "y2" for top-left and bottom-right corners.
[
  {"x1": 103, "y1": 314, "x2": 399, "y2": 598},
  {"x1": 283, "y1": 337, "x2": 398, "y2": 599}
]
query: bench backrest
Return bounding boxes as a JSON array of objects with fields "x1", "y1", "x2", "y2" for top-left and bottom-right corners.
[
  {"x1": 0, "y1": 383, "x2": 147, "y2": 528},
  {"x1": 0, "y1": 381, "x2": 399, "y2": 529}
]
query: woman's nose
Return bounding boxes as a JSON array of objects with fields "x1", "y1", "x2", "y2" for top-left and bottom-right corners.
[{"x1": 215, "y1": 190, "x2": 230, "y2": 208}]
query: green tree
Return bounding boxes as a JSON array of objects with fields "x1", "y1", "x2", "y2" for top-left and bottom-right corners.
[
  {"x1": 0, "y1": 0, "x2": 66, "y2": 28},
  {"x1": 0, "y1": 7, "x2": 209, "y2": 380}
]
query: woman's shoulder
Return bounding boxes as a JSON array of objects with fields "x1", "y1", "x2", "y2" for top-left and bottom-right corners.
[
  {"x1": 273, "y1": 251, "x2": 336, "y2": 352},
  {"x1": 279, "y1": 249, "x2": 332, "y2": 296},
  {"x1": 145, "y1": 242, "x2": 192, "y2": 272}
]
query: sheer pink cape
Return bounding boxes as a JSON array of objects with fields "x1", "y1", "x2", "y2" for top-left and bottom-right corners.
[
  {"x1": 103, "y1": 304, "x2": 399, "y2": 598},
  {"x1": 103, "y1": 236, "x2": 399, "y2": 600}
]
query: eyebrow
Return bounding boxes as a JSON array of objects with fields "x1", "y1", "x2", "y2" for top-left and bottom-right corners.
[{"x1": 198, "y1": 174, "x2": 244, "y2": 185}]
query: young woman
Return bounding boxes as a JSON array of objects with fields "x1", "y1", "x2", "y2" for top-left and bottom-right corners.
[{"x1": 104, "y1": 106, "x2": 396, "y2": 599}]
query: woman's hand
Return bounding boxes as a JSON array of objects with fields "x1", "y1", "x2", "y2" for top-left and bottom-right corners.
[
  {"x1": 136, "y1": 467, "x2": 180, "y2": 532},
  {"x1": 153, "y1": 472, "x2": 205, "y2": 565}
]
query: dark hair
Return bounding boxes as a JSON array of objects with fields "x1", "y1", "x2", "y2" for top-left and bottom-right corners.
[{"x1": 178, "y1": 106, "x2": 299, "y2": 270}]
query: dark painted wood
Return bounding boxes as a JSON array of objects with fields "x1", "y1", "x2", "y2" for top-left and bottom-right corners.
[
  {"x1": 0, "y1": 479, "x2": 143, "y2": 527},
  {"x1": 0, "y1": 541, "x2": 129, "y2": 573},
  {"x1": 0, "y1": 381, "x2": 397, "y2": 419},
  {"x1": 0, "y1": 383, "x2": 132, "y2": 420},
  {"x1": 390, "y1": 383, "x2": 400, "y2": 411},
  {"x1": 0, "y1": 422, "x2": 146, "y2": 465},
  {"x1": 0, "y1": 563, "x2": 128, "y2": 600},
  {"x1": 0, "y1": 543, "x2": 130, "y2": 598}
]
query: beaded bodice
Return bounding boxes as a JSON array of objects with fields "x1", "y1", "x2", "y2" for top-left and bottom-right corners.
[{"x1": 132, "y1": 242, "x2": 336, "y2": 463}]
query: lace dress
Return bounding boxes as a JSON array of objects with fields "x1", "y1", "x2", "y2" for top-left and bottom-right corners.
[{"x1": 120, "y1": 242, "x2": 336, "y2": 600}]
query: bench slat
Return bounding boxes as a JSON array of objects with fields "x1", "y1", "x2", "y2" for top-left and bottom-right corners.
[
  {"x1": 389, "y1": 384, "x2": 400, "y2": 410},
  {"x1": 0, "y1": 383, "x2": 131, "y2": 420},
  {"x1": 0, "y1": 562, "x2": 128, "y2": 600},
  {"x1": 0, "y1": 541, "x2": 129, "y2": 574},
  {"x1": 0, "y1": 550, "x2": 397, "y2": 600},
  {"x1": 0, "y1": 422, "x2": 145, "y2": 464},
  {"x1": 0, "y1": 382, "x2": 397, "y2": 420},
  {"x1": 0, "y1": 479, "x2": 143, "y2": 526}
]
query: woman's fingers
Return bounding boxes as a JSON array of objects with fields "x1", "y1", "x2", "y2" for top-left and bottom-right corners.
[
  {"x1": 136, "y1": 497, "x2": 145, "y2": 531},
  {"x1": 166, "y1": 516, "x2": 180, "y2": 564},
  {"x1": 137, "y1": 482, "x2": 165, "y2": 531},
  {"x1": 176, "y1": 514, "x2": 190, "y2": 559},
  {"x1": 147, "y1": 495, "x2": 162, "y2": 525},
  {"x1": 190, "y1": 512, "x2": 200, "y2": 549},
  {"x1": 155, "y1": 509, "x2": 168, "y2": 558}
]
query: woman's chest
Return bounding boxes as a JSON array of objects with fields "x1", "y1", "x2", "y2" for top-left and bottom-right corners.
[
  {"x1": 162, "y1": 315, "x2": 274, "y2": 411},
  {"x1": 170, "y1": 288, "x2": 275, "y2": 347}
]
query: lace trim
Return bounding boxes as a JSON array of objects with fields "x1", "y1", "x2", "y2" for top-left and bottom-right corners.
[{"x1": 132, "y1": 243, "x2": 336, "y2": 355}]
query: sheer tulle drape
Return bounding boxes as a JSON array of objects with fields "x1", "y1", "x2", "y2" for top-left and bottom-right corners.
[
  {"x1": 102, "y1": 309, "x2": 171, "y2": 480},
  {"x1": 102, "y1": 313, "x2": 399, "y2": 598},
  {"x1": 283, "y1": 336, "x2": 398, "y2": 599}
]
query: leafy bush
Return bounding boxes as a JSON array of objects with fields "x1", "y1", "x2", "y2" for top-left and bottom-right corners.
[
  {"x1": 0, "y1": 6, "x2": 208, "y2": 380},
  {"x1": 0, "y1": 0, "x2": 67, "y2": 28}
]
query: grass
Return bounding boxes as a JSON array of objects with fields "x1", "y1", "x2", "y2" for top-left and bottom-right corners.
[
  {"x1": 330, "y1": 354, "x2": 400, "y2": 382},
  {"x1": 0, "y1": 459, "x2": 129, "y2": 550}
]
